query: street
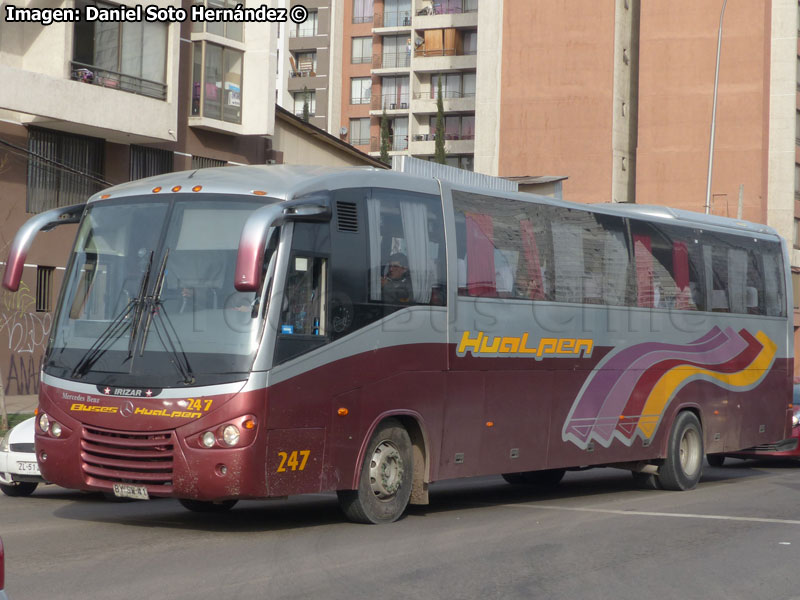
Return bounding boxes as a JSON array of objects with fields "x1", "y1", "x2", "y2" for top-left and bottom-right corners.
[{"x1": 2, "y1": 460, "x2": 800, "y2": 600}]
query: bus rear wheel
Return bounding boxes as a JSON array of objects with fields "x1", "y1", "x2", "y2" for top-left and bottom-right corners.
[
  {"x1": 338, "y1": 419, "x2": 413, "y2": 524},
  {"x1": 502, "y1": 469, "x2": 566, "y2": 488},
  {"x1": 178, "y1": 498, "x2": 238, "y2": 513},
  {"x1": 658, "y1": 411, "x2": 704, "y2": 491}
]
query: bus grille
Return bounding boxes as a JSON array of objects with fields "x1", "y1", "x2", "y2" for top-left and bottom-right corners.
[{"x1": 81, "y1": 426, "x2": 174, "y2": 492}]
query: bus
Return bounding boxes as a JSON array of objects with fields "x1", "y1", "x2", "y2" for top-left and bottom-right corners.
[{"x1": 2, "y1": 165, "x2": 793, "y2": 523}]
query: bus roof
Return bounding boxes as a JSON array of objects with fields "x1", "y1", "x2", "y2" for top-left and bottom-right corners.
[{"x1": 88, "y1": 165, "x2": 781, "y2": 240}]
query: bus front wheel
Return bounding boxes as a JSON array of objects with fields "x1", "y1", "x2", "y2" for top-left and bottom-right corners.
[
  {"x1": 338, "y1": 419, "x2": 413, "y2": 524},
  {"x1": 658, "y1": 411, "x2": 704, "y2": 491}
]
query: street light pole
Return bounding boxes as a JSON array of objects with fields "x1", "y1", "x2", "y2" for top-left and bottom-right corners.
[{"x1": 705, "y1": 0, "x2": 728, "y2": 215}]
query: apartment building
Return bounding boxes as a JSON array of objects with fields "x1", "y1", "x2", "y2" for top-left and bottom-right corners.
[
  {"x1": 335, "y1": 0, "x2": 478, "y2": 169},
  {"x1": 277, "y1": 0, "x2": 338, "y2": 130},
  {"x1": 0, "y1": 0, "x2": 276, "y2": 397}
]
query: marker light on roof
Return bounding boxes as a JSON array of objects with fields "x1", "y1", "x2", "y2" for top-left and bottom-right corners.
[
  {"x1": 100, "y1": 194, "x2": 111, "y2": 199},
  {"x1": 152, "y1": 187, "x2": 162, "y2": 193},
  {"x1": 252, "y1": 190, "x2": 267, "y2": 196},
  {"x1": 192, "y1": 185, "x2": 203, "y2": 192},
  {"x1": 172, "y1": 186, "x2": 182, "y2": 193}
]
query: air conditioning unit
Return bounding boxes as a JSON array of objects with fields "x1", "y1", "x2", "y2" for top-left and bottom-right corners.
[
  {"x1": 390, "y1": 103, "x2": 397, "y2": 109},
  {"x1": 400, "y1": 102, "x2": 408, "y2": 109}
]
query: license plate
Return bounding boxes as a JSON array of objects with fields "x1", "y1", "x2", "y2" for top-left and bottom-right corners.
[
  {"x1": 16, "y1": 461, "x2": 40, "y2": 475},
  {"x1": 112, "y1": 483, "x2": 149, "y2": 500}
]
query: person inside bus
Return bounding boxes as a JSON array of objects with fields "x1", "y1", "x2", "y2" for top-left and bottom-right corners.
[{"x1": 381, "y1": 252, "x2": 413, "y2": 305}]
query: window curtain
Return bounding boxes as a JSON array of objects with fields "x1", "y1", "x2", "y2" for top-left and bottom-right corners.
[
  {"x1": 603, "y1": 230, "x2": 628, "y2": 306},
  {"x1": 519, "y1": 220, "x2": 544, "y2": 300},
  {"x1": 702, "y1": 245, "x2": 714, "y2": 311},
  {"x1": 728, "y1": 248, "x2": 748, "y2": 313},
  {"x1": 672, "y1": 241, "x2": 691, "y2": 309},
  {"x1": 465, "y1": 213, "x2": 496, "y2": 296},
  {"x1": 633, "y1": 234, "x2": 653, "y2": 308},
  {"x1": 551, "y1": 221, "x2": 583, "y2": 303},
  {"x1": 367, "y1": 197, "x2": 382, "y2": 300},
  {"x1": 354, "y1": 0, "x2": 374, "y2": 20},
  {"x1": 400, "y1": 201, "x2": 433, "y2": 303}
]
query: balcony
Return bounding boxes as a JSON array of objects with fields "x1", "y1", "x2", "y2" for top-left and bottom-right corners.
[
  {"x1": 412, "y1": 89, "x2": 475, "y2": 113},
  {"x1": 409, "y1": 132, "x2": 474, "y2": 155},
  {"x1": 414, "y1": 2, "x2": 478, "y2": 29},
  {"x1": 411, "y1": 49, "x2": 477, "y2": 72},
  {"x1": 70, "y1": 61, "x2": 167, "y2": 101},
  {"x1": 372, "y1": 52, "x2": 412, "y2": 73},
  {"x1": 370, "y1": 135, "x2": 409, "y2": 152},
  {"x1": 370, "y1": 94, "x2": 410, "y2": 113},
  {"x1": 373, "y1": 10, "x2": 412, "y2": 30}
]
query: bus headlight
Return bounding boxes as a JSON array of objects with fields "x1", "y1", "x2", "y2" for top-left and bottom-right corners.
[
  {"x1": 792, "y1": 412, "x2": 799, "y2": 428},
  {"x1": 50, "y1": 422, "x2": 63, "y2": 438},
  {"x1": 201, "y1": 431, "x2": 216, "y2": 448},
  {"x1": 38, "y1": 413, "x2": 50, "y2": 433},
  {"x1": 222, "y1": 425, "x2": 240, "y2": 447}
]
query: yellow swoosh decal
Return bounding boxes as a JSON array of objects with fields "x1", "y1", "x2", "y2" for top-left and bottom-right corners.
[{"x1": 637, "y1": 331, "x2": 777, "y2": 438}]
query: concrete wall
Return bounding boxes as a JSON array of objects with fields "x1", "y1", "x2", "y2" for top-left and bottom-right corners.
[{"x1": 495, "y1": 0, "x2": 616, "y2": 203}]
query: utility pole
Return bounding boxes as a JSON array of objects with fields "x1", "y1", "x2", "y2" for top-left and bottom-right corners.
[{"x1": 705, "y1": 0, "x2": 727, "y2": 215}]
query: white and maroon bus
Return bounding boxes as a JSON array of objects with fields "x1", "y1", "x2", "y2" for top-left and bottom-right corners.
[{"x1": 2, "y1": 166, "x2": 793, "y2": 523}]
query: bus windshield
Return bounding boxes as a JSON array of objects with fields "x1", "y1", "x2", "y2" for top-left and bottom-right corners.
[{"x1": 45, "y1": 195, "x2": 273, "y2": 388}]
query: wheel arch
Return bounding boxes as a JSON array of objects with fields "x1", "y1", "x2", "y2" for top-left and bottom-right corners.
[{"x1": 351, "y1": 410, "x2": 431, "y2": 505}]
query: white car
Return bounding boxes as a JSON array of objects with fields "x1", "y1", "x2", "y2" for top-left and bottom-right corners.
[{"x1": 0, "y1": 417, "x2": 44, "y2": 497}]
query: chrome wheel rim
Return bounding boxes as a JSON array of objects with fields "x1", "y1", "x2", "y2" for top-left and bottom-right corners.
[
  {"x1": 369, "y1": 440, "x2": 404, "y2": 501},
  {"x1": 680, "y1": 428, "x2": 702, "y2": 477}
]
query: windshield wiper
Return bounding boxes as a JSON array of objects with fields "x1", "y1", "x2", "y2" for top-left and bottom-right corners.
[
  {"x1": 70, "y1": 252, "x2": 154, "y2": 379},
  {"x1": 137, "y1": 248, "x2": 196, "y2": 384}
]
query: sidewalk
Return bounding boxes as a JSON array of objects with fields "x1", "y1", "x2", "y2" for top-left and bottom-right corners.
[{"x1": 2, "y1": 394, "x2": 38, "y2": 415}]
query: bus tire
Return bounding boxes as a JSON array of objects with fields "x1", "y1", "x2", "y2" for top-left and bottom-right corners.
[
  {"x1": 658, "y1": 411, "x2": 704, "y2": 491},
  {"x1": 0, "y1": 481, "x2": 38, "y2": 497},
  {"x1": 178, "y1": 498, "x2": 238, "y2": 513},
  {"x1": 707, "y1": 454, "x2": 725, "y2": 467},
  {"x1": 338, "y1": 419, "x2": 413, "y2": 524},
  {"x1": 502, "y1": 469, "x2": 565, "y2": 488}
]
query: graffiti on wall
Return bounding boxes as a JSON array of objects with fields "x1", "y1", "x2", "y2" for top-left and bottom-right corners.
[{"x1": 1, "y1": 281, "x2": 52, "y2": 395}]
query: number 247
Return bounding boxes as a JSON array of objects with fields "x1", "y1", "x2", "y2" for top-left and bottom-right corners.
[{"x1": 277, "y1": 450, "x2": 310, "y2": 472}]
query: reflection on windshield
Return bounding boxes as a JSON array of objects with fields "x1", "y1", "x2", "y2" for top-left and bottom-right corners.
[{"x1": 47, "y1": 196, "x2": 274, "y2": 387}]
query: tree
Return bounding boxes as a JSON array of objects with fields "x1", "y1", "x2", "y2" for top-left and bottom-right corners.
[
  {"x1": 302, "y1": 86, "x2": 310, "y2": 122},
  {"x1": 434, "y1": 78, "x2": 446, "y2": 164},
  {"x1": 380, "y1": 109, "x2": 391, "y2": 165}
]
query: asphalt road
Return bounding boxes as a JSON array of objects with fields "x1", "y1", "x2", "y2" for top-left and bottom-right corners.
[{"x1": 2, "y1": 460, "x2": 800, "y2": 600}]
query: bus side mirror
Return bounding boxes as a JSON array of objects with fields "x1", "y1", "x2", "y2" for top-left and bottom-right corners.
[
  {"x1": 2, "y1": 203, "x2": 84, "y2": 292},
  {"x1": 235, "y1": 197, "x2": 330, "y2": 292}
]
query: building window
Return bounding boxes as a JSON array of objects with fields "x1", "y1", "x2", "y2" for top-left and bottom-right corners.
[
  {"x1": 350, "y1": 77, "x2": 372, "y2": 104},
  {"x1": 353, "y1": 0, "x2": 374, "y2": 23},
  {"x1": 293, "y1": 90, "x2": 316, "y2": 117},
  {"x1": 430, "y1": 72, "x2": 475, "y2": 99},
  {"x1": 463, "y1": 30, "x2": 478, "y2": 54},
  {"x1": 292, "y1": 51, "x2": 317, "y2": 76},
  {"x1": 130, "y1": 146, "x2": 173, "y2": 180},
  {"x1": 351, "y1": 36, "x2": 373, "y2": 64},
  {"x1": 378, "y1": 76, "x2": 409, "y2": 109},
  {"x1": 294, "y1": 11, "x2": 318, "y2": 37},
  {"x1": 795, "y1": 218, "x2": 800, "y2": 250},
  {"x1": 349, "y1": 118, "x2": 370, "y2": 146},
  {"x1": 381, "y1": 35, "x2": 411, "y2": 68},
  {"x1": 381, "y1": 0, "x2": 411, "y2": 27},
  {"x1": 192, "y1": 42, "x2": 243, "y2": 124},
  {"x1": 26, "y1": 127, "x2": 104, "y2": 214},
  {"x1": 36, "y1": 266, "x2": 55, "y2": 312},
  {"x1": 795, "y1": 163, "x2": 800, "y2": 200},
  {"x1": 191, "y1": 0, "x2": 243, "y2": 40},
  {"x1": 191, "y1": 155, "x2": 227, "y2": 169},
  {"x1": 429, "y1": 115, "x2": 475, "y2": 140},
  {"x1": 72, "y1": 1, "x2": 168, "y2": 100}
]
